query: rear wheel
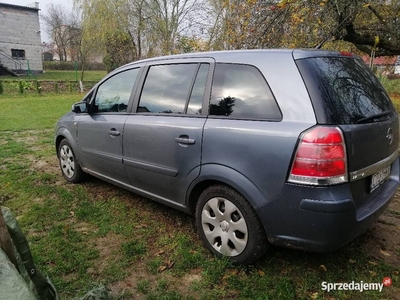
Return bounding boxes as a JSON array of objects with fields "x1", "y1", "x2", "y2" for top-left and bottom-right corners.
[
  {"x1": 58, "y1": 139, "x2": 85, "y2": 183},
  {"x1": 195, "y1": 185, "x2": 268, "y2": 265}
]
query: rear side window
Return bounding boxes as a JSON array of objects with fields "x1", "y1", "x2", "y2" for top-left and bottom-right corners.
[
  {"x1": 187, "y1": 64, "x2": 209, "y2": 115},
  {"x1": 138, "y1": 64, "x2": 198, "y2": 114},
  {"x1": 209, "y1": 63, "x2": 281, "y2": 120},
  {"x1": 296, "y1": 57, "x2": 396, "y2": 124}
]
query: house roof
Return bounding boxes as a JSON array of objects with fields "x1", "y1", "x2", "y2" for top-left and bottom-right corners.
[
  {"x1": 362, "y1": 55, "x2": 397, "y2": 66},
  {"x1": 0, "y1": 2, "x2": 39, "y2": 12}
]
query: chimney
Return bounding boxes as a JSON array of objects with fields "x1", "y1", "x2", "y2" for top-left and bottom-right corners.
[{"x1": 27, "y1": 2, "x2": 39, "y2": 9}]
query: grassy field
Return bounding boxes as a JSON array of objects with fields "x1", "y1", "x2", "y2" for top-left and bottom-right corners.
[
  {"x1": 0, "y1": 94, "x2": 399, "y2": 299},
  {"x1": 381, "y1": 77, "x2": 400, "y2": 96},
  {"x1": 0, "y1": 94, "x2": 82, "y2": 130},
  {"x1": 0, "y1": 70, "x2": 107, "y2": 82}
]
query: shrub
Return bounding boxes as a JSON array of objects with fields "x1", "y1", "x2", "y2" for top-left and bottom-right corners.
[
  {"x1": 35, "y1": 80, "x2": 41, "y2": 94},
  {"x1": 18, "y1": 81, "x2": 24, "y2": 94},
  {"x1": 43, "y1": 61, "x2": 106, "y2": 71},
  {"x1": 16, "y1": 81, "x2": 35, "y2": 93}
]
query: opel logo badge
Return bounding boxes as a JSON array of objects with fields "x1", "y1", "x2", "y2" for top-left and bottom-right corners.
[{"x1": 386, "y1": 128, "x2": 394, "y2": 145}]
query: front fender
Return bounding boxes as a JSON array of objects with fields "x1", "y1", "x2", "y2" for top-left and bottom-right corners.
[{"x1": 55, "y1": 127, "x2": 83, "y2": 165}]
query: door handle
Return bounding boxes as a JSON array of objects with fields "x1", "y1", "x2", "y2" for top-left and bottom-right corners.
[
  {"x1": 175, "y1": 135, "x2": 195, "y2": 145},
  {"x1": 108, "y1": 129, "x2": 120, "y2": 137}
]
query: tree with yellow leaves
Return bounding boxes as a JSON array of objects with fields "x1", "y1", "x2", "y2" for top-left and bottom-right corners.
[{"x1": 208, "y1": 0, "x2": 400, "y2": 56}]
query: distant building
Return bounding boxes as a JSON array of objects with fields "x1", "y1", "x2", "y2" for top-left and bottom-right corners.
[
  {"x1": 52, "y1": 25, "x2": 81, "y2": 61},
  {"x1": 395, "y1": 56, "x2": 400, "y2": 75},
  {"x1": 50, "y1": 25, "x2": 104, "y2": 64},
  {"x1": 362, "y1": 55, "x2": 398, "y2": 75},
  {"x1": 0, "y1": 2, "x2": 43, "y2": 75},
  {"x1": 41, "y1": 41, "x2": 54, "y2": 61}
]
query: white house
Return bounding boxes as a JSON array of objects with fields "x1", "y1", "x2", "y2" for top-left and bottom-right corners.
[
  {"x1": 395, "y1": 56, "x2": 400, "y2": 74},
  {"x1": 0, "y1": 2, "x2": 43, "y2": 75}
]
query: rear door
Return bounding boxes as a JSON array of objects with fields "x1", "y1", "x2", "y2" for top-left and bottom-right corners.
[
  {"x1": 201, "y1": 63, "x2": 286, "y2": 203},
  {"x1": 296, "y1": 55, "x2": 399, "y2": 217},
  {"x1": 77, "y1": 67, "x2": 141, "y2": 183},
  {"x1": 123, "y1": 59, "x2": 213, "y2": 205}
]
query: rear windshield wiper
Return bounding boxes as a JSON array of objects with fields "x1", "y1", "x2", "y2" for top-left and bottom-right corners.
[{"x1": 356, "y1": 111, "x2": 392, "y2": 124}]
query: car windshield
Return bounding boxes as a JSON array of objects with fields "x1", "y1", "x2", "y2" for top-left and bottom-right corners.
[{"x1": 296, "y1": 56, "x2": 396, "y2": 124}]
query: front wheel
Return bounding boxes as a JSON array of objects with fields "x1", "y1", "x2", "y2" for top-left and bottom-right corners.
[
  {"x1": 58, "y1": 139, "x2": 85, "y2": 183},
  {"x1": 195, "y1": 185, "x2": 268, "y2": 265}
]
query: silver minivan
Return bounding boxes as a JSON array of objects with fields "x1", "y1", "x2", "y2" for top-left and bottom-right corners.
[{"x1": 56, "y1": 49, "x2": 399, "y2": 264}]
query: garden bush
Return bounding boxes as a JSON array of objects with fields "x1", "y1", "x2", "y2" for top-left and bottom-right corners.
[{"x1": 43, "y1": 61, "x2": 106, "y2": 71}]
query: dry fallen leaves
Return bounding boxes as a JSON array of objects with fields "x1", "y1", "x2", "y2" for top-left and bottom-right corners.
[
  {"x1": 380, "y1": 249, "x2": 391, "y2": 257},
  {"x1": 155, "y1": 250, "x2": 165, "y2": 256},
  {"x1": 348, "y1": 259, "x2": 356, "y2": 264},
  {"x1": 319, "y1": 264, "x2": 327, "y2": 272},
  {"x1": 134, "y1": 224, "x2": 148, "y2": 229},
  {"x1": 158, "y1": 260, "x2": 175, "y2": 273},
  {"x1": 222, "y1": 269, "x2": 240, "y2": 281},
  {"x1": 310, "y1": 292, "x2": 318, "y2": 300}
]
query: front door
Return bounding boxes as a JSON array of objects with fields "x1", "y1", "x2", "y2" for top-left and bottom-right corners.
[{"x1": 77, "y1": 68, "x2": 140, "y2": 184}]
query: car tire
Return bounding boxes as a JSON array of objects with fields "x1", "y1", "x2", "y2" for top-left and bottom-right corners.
[
  {"x1": 58, "y1": 139, "x2": 85, "y2": 183},
  {"x1": 195, "y1": 185, "x2": 268, "y2": 265}
]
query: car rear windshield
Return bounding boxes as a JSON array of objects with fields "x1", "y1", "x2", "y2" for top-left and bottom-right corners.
[{"x1": 296, "y1": 56, "x2": 396, "y2": 125}]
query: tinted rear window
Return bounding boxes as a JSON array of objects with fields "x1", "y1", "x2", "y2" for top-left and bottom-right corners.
[
  {"x1": 296, "y1": 57, "x2": 396, "y2": 124},
  {"x1": 209, "y1": 63, "x2": 281, "y2": 120}
]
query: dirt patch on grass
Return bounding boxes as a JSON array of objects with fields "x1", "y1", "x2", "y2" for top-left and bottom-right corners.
[
  {"x1": 14, "y1": 129, "x2": 50, "y2": 145},
  {"x1": 108, "y1": 265, "x2": 203, "y2": 299},
  {"x1": 108, "y1": 265, "x2": 151, "y2": 300},
  {"x1": 26, "y1": 155, "x2": 50, "y2": 170},
  {"x1": 71, "y1": 221, "x2": 95, "y2": 234},
  {"x1": 360, "y1": 192, "x2": 400, "y2": 267},
  {"x1": 92, "y1": 233, "x2": 126, "y2": 275},
  {"x1": 15, "y1": 135, "x2": 38, "y2": 144}
]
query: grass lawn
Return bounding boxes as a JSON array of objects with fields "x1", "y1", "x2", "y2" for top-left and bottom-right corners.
[
  {"x1": 390, "y1": 93, "x2": 400, "y2": 113},
  {"x1": 380, "y1": 77, "x2": 400, "y2": 96},
  {"x1": 0, "y1": 94, "x2": 82, "y2": 131},
  {"x1": 0, "y1": 94, "x2": 399, "y2": 299},
  {"x1": 0, "y1": 70, "x2": 107, "y2": 82}
]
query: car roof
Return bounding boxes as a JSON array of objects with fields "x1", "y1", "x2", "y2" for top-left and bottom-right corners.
[
  {"x1": 110, "y1": 49, "x2": 361, "y2": 78},
  {"x1": 120, "y1": 49, "x2": 353, "y2": 69}
]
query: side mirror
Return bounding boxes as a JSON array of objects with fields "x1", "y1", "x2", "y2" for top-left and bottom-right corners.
[{"x1": 72, "y1": 101, "x2": 87, "y2": 113}]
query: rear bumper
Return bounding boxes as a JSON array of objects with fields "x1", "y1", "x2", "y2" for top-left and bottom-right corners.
[{"x1": 257, "y1": 156, "x2": 399, "y2": 252}]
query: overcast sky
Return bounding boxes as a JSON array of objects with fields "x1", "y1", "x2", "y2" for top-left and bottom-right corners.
[{"x1": 1, "y1": 0, "x2": 74, "y2": 42}]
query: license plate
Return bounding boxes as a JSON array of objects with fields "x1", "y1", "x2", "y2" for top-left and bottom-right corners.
[{"x1": 370, "y1": 165, "x2": 391, "y2": 193}]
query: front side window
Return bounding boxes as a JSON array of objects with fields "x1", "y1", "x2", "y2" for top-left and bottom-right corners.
[
  {"x1": 94, "y1": 68, "x2": 139, "y2": 113},
  {"x1": 210, "y1": 63, "x2": 281, "y2": 120},
  {"x1": 138, "y1": 64, "x2": 198, "y2": 114}
]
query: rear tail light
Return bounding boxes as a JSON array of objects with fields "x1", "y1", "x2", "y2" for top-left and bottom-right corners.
[{"x1": 288, "y1": 126, "x2": 348, "y2": 185}]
